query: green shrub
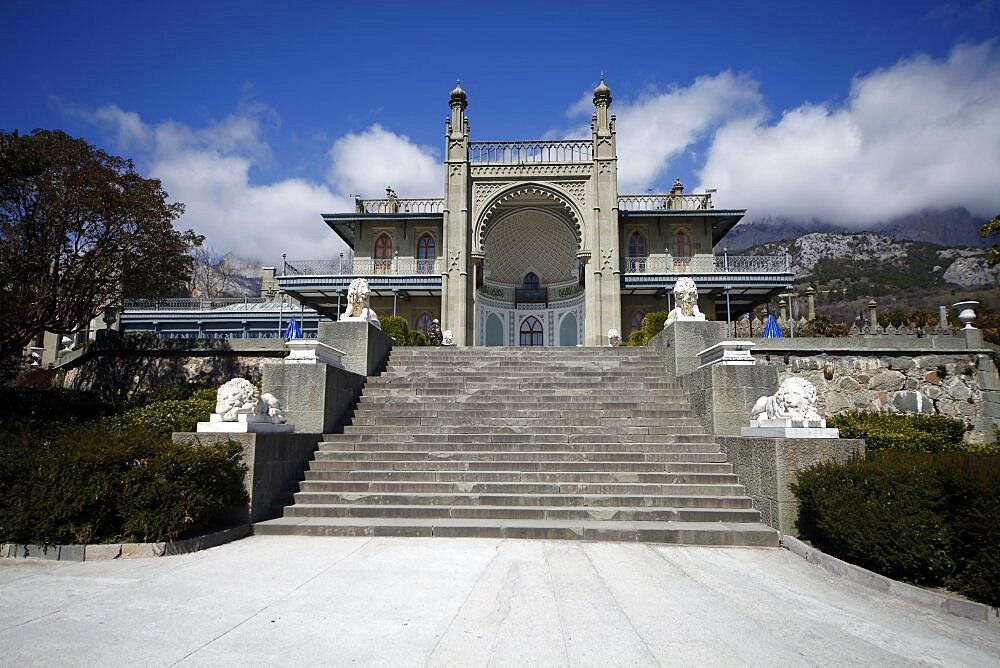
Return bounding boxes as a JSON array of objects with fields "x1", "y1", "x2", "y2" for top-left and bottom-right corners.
[
  {"x1": 127, "y1": 382, "x2": 215, "y2": 409},
  {"x1": 798, "y1": 317, "x2": 851, "y2": 337},
  {"x1": 102, "y1": 396, "x2": 215, "y2": 436},
  {"x1": 793, "y1": 451, "x2": 1000, "y2": 607},
  {"x1": 380, "y1": 315, "x2": 428, "y2": 346},
  {"x1": 0, "y1": 423, "x2": 246, "y2": 545},
  {"x1": 0, "y1": 387, "x2": 108, "y2": 427},
  {"x1": 623, "y1": 311, "x2": 669, "y2": 346},
  {"x1": 828, "y1": 410, "x2": 975, "y2": 453},
  {"x1": 119, "y1": 439, "x2": 247, "y2": 542}
]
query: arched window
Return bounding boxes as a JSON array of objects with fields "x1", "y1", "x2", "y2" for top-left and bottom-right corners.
[
  {"x1": 630, "y1": 311, "x2": 645, "y2": 334},
  {"x1": 628, "y1": 231, "x2": 647, "y2": 272},
  {"x1": 417, "y1": 234, "x2": 435, "y2": 274},
  {"x1": 374, "y1": 233, "x2": 392, "y2": 274},
  {"x1": 415, "y1": 312, "x2": 432, "y2": 335},
  {"x1": 523, "y1": 272, "x2": 539, "y2": 290},
  {"x1": 519, "y1": 316, "x2": 543, "y2": 346}
]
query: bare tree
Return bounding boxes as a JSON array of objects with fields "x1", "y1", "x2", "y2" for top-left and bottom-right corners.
[{"x1": 189, "y1": 244, "x2": 240, "y2": 298}]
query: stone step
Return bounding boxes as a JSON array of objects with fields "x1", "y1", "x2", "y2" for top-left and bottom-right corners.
[
  {"x1": 319, "y1": 442, "x2": 721, "y2": 455},
  {"x1": 349, "y1": 408, "x2": 698, "y2": 419},
  {"x1": 345, "y1": 416, "x2": 705, "y2": 428},
  {"x1": 252, "y1": 517, "x2": 779, "y2": 547},
  {"x1": 280, "y1": 504, "x2": 760, "y2": 523},
  {"x1": 297, "y1": 478, "x2": 744, "y2": 495},
  {"x1": 303, "y1": 466, "x2": 735, "y2": 482},
  {"x1": 341, "y1": 425, "x2": 710, "y2": 436},
  {"x1": 308, "y1": 456, "x2": 728, "y2": 472},
  {"x1": 290, "y1": 491, "x2": 751, "y2": 507},
  {"x1": 322, "y1": 433, "x2": 718, "y2": 445},
  {"x1": 312, "y1": 450, "x2": 725, "y2": 463},
  {"x1": 357, "y1": 395, "x2": 687, "y2": 405}
]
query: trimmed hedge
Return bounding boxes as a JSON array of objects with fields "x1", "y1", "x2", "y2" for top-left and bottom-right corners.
[
  {"x1": 103, "y1": 396, "x2": 215, "y2": 436},
  {"x1": 624, "y1": 311, "x2": 669, "y2": 346},
  {"x1": 0, "y1": 423, "x2": 246, "y2": 545},
  {"x1": 381, "y1": 315, "x2": 428, "y2": 346},
  {"x1": 826, "y1": 410, "x2": 995, "y2": 454},
  {"x1": 794, "y1": 451, "x2": 1000, "y2": 607}
]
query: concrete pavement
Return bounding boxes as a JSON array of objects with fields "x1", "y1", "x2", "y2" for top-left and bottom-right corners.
[{"x1": 1, "y1": 536, "x2": 998, "y2": 665}]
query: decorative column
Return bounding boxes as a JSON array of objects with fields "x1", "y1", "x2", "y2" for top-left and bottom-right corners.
[
  {"x1": 805, "y1": 286, "x2": 816, "y2": 321},
  {"x1": 778, "y1": 299, "x2": 788, "y2": 324},
  {"x1": 587, "y1": 75, "x2": 621, "y2": 345},
  {"x1": 868, "y1": 298, "x2": 878, "y2": 330},
  {"x1": 442, "y1": 81, "x2": 472, "y2": 345}
]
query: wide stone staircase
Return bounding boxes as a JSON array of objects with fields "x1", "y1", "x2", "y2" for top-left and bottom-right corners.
[{"x1": 254, "y1": 347, "x2": 778, "y2": 546}]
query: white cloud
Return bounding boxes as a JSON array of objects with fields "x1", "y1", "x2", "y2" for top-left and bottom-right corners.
[
  {"x1": 82, "y1": 107, "x2": 442, "y2": 265},
  {"x1": 557, "y1": 73, "x2": 764, "y2": 192},
  {"x1": 326, "y1": 124, "x2": 441, "y2": 197},
  {"x1": 698, "y1": 41, "x2": 1000, "y2": 224}
]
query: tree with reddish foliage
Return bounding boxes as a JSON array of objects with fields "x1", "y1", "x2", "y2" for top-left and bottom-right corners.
[{"x1": 0, "y1": 129, "x2": 200, "y2": 379}]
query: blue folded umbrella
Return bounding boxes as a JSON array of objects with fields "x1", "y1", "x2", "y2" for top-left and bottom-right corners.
[
  {"x1": 762, "y1": 314, "x2": 784, "y2": 338},
  {"x1": 284, "y1": 316, "x2": 303, "y2": 339}
]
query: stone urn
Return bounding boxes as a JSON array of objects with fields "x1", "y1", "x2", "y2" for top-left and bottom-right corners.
[{"x1": 952, "y1": 301, "x2": 979, "y2": 330}]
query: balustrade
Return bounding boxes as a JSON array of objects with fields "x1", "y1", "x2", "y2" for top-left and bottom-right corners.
[
  {"x1": 469, "y1": 140, "x2": 592, "y2": 164},
  {"x1": 355, "y1": 198, "x2": 444, "y2": 214},
  {"x1": 283, "y1": 257, "x2": 438, "y2": 276},
  {"x1": 618, "y1": 193, "x2": 713, "y2": 211}
]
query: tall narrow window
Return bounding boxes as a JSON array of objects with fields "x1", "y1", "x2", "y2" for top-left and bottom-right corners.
[
  {"x1": 374, "y1": 233, "x2": 392, "y2": 274},
  {"x1": 628, "y1": 231, "x2": 647, "y2": 272},
  {"x1": 519, "y1": 316, "x2": 543, "y2": 346},
  {"x1": 417, "y1": 233, "x2": 435, "y2": 274},
  {"x1": 523, "y1": 272, "x2": 539, "y2": 290}
]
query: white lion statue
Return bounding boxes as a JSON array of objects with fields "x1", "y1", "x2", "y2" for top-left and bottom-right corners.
[
  {"x1": 607, "y1": 328, "x2": 621, "y2": 347},
  {"x1": 665, "y1": 277, "x2": 705, "y2": 325},
  {"x1": 751, "y1": 377, "x2": 821, "y2": 422},
  {"x1": 214, "y1": 379, "x2": 286, "y2": 424},
  {"x1": 259, "y1": 392, "x2": 286, "y2": 424},
  {"x1": 215, "y1": 378, "x2": 260, "y2": 422},
  {"x1": 341, "y1": 277, "x2": 381, "y2": 328},
  {"x1": 441, "y1": 329, "x2": 454, "y2": 346}
]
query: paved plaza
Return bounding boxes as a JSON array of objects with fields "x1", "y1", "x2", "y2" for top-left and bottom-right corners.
[{"x1": 1, "y1": 536, "x2": 998, "y2": 665}]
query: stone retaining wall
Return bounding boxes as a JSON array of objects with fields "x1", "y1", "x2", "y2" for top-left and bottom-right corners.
[
  {"x1": 59, "y1": 337, "x2": 286, "y2": 402},
  {"x1": 753, "y1": 348, "x2": 999, "y2": 442}
]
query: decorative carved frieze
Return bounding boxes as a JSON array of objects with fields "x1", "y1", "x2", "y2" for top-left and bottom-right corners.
[
  {"x1": 473, "y1": 182, "x2": 510, "y2": 209},
  {"x1": 449, "y1": 250, "x2": 462, "y2": 273},
  {"x1": 471, "y1": 164, "x2": 593, "y2": 178},
  {"x1": 600, "y1": 248, "x2": 614, "y2": 271}
]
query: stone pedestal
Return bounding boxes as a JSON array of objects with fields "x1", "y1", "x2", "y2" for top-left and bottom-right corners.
[
  {"x1": 718, "y1": 436, "x2": 865, "y2": 536},
  {"x1": 742, "y1": 418, "x2": 839, "y2": 439},
  {"x1": 697, "y1": 341, "x2": 756, "y2": 368},
  {"x1": 285, "y1": 339, "x2": 346, "y2": 367},
  {"x1": 651, "y1": 320, "x2": 727, "y2": 377},
  {"x1": 318, "y1": 320, "x2": 394, "y2": 377},
  {"x1": 173, "y1": 432, "x2": 322, "y2": 523},
  {"x1": 197, "y1": 413, "x2": 293, "y2": 433},
  {"x1": 262, "y1": 360, "x2": 365, "y2": 434}
]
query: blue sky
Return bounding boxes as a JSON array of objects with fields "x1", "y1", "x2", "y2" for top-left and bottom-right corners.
[{"x1": 3, "y1": 0, "x2": 1000, "y2": 262}]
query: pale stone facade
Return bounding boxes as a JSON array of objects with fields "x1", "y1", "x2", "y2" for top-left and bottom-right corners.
[{"x1": 283, "y1": 80, "x2": 792, "y2": 346}]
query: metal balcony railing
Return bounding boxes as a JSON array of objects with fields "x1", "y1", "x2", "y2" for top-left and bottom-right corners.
[
  {"x1": 622, "y1": 255, "x2": 791, "y2": 274},
  {"x1": 283, "y1": 257, "x2": 439, "y2": 276}
]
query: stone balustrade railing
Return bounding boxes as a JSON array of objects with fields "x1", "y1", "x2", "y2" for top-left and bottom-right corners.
[
  {"x1": 355, "y1": 198, "x2": 444, "y2": 214},
  {"x1": 124, "y1": 297, "x2": 269, "y2": 311},
  {"x1": 618, "y1": 193, "x2": 714, "y2": 211},
  {"x1": 469, "y1": 140, "x2": 592, "y2": 164}
]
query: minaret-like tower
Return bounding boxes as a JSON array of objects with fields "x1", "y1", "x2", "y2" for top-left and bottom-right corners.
[
  {"x1": 442, "y1": 81, "x2": 472, "y2": 345},
  {"x1": 586, "y1": 75, "x2": 622, "y2": 344}
]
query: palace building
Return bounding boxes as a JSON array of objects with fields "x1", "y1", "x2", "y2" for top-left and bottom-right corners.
[{"x1": 123, "y1": 79, "x2": 793, "y2": 345}]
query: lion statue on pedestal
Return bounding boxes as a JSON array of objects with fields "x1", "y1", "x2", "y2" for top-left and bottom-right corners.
[
  {"x1": 665, "y1": 277, "x2": 706, "y2": 325},
  {"x1": 751, "y1": 376, "x2": 821, "y2": 422},
  {"x1": 340, "y1": 277, "x2": 381, "y2": 329}
]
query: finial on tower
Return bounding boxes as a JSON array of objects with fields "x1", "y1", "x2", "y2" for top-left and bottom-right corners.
[
  {"x1": 593, "y1": 74, "x2": 612, "y2": 106},
  {"x1": 450, "y1": 79, "x2": 467, "y2": 109}
]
